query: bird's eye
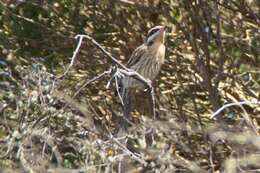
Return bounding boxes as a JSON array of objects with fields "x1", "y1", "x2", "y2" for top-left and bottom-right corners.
[
  {"x1": 147, "y1": 28, "x2": 159, "y2": 38},
  {"x1": 146, "y1": 28, "x2": 160, "y2": 46}
]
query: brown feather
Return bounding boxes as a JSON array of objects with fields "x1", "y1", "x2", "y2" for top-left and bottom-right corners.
[{"x1": 126, "y1": 44, "x2": 147, "y2": 68}]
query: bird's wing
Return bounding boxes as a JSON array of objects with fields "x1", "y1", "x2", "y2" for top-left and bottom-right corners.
[{"x1": 126, "y1": 44, "x2": 147, "y2": 68}]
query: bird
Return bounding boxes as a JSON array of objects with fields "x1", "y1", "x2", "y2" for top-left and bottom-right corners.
[{"x1": 119, "y1": 25, "x2": 166, "y2": 131}]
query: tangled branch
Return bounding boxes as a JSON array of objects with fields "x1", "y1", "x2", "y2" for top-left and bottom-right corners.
[{"x1": 61, "y1": 34, "x2": 156, "y2": 119}]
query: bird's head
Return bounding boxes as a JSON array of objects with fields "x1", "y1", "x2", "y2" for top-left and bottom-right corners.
[{"x1": 146, "y1": 25, "x2": 166, "y2": 46}]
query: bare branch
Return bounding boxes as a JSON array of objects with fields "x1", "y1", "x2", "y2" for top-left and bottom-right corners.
[
  {"x1": 211, "y1": 100, "x2": 260, "y2": 119},
  {"x1": 78, "y1": 34, "x2": 153, "y2": 90},
  {"x1": 59, "y1": 34, "x2": 85, "y2": 78}
]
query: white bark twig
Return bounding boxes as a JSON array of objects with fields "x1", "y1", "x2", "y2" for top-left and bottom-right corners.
[
  {"x1": 59, "y1": 35, "x2": 85, "y2": 78},
  {"x1": 211, "y1": 100, "x2": 260, "y2": 118},
  {"x1": 115, "y1": 75, "x2": 124, "y2": 106}
]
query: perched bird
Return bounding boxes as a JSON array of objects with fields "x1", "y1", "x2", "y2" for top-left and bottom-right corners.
[{"x1": 119, "y1": 25, "x2": 166, "y2": 131}]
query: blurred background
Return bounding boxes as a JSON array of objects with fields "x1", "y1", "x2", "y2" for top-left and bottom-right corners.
[{"x1": 0, "y1": 0, "x2": 259, "y2": 172}]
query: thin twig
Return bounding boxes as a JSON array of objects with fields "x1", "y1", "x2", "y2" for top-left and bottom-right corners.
[
  {"x1": 115, "y1": 75, "x2": 124, "y2": 106},
  {"x1": 72, "y1": 70, "x2": 111, "y2": 99},
  {"x1": 209, "y1": 143, "x2": 215, "y2": 172},
  {"x1": 211, "y1": 100, "x2": 260, "y2": 118},
  {"x1": 59, "y1": 35, "x2": 85, "y2": 78},
  {"x1": 108, "y1": 133, "x2": 147, "y2": 165}
]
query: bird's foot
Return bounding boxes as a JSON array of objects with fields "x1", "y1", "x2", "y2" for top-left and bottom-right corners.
[{"x1": 144, "y1": 79, "x2": 153, "y2": 92}]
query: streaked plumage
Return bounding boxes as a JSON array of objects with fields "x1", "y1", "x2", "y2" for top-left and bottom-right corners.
[{"x1": 119, "y1": 25, "x2": 166, "y2": 131}]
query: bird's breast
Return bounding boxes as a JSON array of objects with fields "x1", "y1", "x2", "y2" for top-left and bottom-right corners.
[
  {"x1": 122, "y1": 43, "x2": 165, "y2": 89},
  {"x1": 150, "y1": 44, "x2": 165, "y2": 64}
]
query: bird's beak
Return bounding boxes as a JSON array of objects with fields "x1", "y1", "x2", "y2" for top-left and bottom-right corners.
[{"x1": 159, "y1": 26, "x2": 166, "y2": 43}]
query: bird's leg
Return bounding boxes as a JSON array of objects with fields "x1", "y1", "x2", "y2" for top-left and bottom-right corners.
[
  {"x1": 148, "y1": 86, "x2": 156, "y2": 119},
  {"x1": 144, "y1": 79, "x2": 156, "y2": 119},
  {"x1": 120, "y1": 90, "x2": 132, "y2": 132}
]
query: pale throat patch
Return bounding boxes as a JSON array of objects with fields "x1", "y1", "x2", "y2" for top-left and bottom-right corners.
[{"x1": 148, "y1": 43, "x2": 165, "y2": 64}]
